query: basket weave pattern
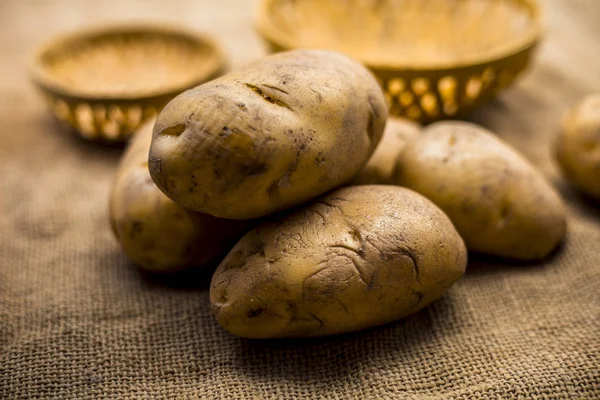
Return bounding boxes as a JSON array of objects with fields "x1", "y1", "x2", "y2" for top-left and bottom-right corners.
[
  {"x1": 258, "y1": 0, "x2": 541, "y2": 123},
  {"x1": 373, "y1": 49, "x2": 535, "y2": 122},
  {"x1": 30, "y1": 26, "x2": 225, "y2": 142},
  {"x1": 40, "y1": 94, "x2": 165, "y2": 141}
]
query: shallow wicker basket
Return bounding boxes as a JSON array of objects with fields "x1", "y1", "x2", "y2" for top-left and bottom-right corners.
[
  {"x1": 29, "y1": 24, "x2": 226, "y2": 142},
  {"x1": 256, "y1": 0, "x2": 542, "y2": 123}
]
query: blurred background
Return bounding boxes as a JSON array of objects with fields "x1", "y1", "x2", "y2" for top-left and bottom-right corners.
[{"x1": 2, "y1": 0, "x2": 599, "y2": 156}]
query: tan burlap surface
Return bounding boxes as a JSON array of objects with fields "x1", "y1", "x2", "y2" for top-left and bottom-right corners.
[{"x1": 1, "y1": 1, "x2": 599, "y2": 398}]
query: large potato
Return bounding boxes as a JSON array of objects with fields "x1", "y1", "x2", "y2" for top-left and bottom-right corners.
[
  {"x1": 109, "y1": 119, "x2": 248, "y2": 272},
  {"x1": 394, "y1": 121, "x2": 567, "y2": 260},
  {"x1": 350, "y1": 117, "x2": 420, "y2": 185},
  {"x1": 555, "y1": 94, "x2": 600, "y2": 198},
  {"x1": 149, "y1": 49, "x2": 387, "y2": 220},
  {"x1": 210, "y1": 186, "x2": 467, "y2": 338}
]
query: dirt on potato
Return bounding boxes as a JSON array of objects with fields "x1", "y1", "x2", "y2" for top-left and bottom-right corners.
[{"x1": 210, "y1": 185, "x2": 467, "y2": 338}]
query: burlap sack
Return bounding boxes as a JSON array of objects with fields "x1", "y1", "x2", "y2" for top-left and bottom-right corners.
[{"x1": 1, "y1": 1, "x2": 599, "y2": 398}]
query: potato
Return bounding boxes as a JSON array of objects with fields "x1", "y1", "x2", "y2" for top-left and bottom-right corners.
[
  {"x1": 109, "y1": 118, "x2": 248, "y2": 272},
  {"x1": 210, "y1": 185, "x2": 466, "y2": 338},
  {"x1": 394, "y1": 121, "x2": 566, "y2": 260},
  {"x1": 149, "y1": 49, "x2": 387, "y2": 220},
  {"x1": 350, "y1": 117, "x2": 420, "y2": 185},
  {"x1": 555, "y1": 94, "x2": 600, "y2": 198}
]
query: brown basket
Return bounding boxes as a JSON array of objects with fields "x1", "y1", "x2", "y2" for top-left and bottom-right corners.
[
  {"x1": 256, "y1": 0, "x2": 542, "y2": 123},
  {"x1": 29, "y1": 24, "x2": 226, "y2": 142}
]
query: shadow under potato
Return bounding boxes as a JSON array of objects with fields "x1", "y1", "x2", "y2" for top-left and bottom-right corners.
[
  {"x1": 572, "y1": 193, "x2": 600, "y2": 219},
  {"x1": 134, "y1": 261, "x2": 218, "y2": 291},
  {"x1": 231, "y1": 294, "x2": 459, "y2": 384},
  {"x1": 555, "y1": 179, "x2": 600, "y2": 220},
  {"x1": 466, "y1": 253, "x2": 547, "y2": 276}
]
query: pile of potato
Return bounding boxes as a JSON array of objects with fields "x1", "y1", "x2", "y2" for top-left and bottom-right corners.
[{"x1": 108, "y1": 49, "x2": 597, "y2": 339}]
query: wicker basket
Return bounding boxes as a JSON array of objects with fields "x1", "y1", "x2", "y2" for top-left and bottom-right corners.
[
  {"x1": 29, "y1": 24, "x2": 226, "y2": 142},
  {"x1": 256, "y1": 0, "x2": 542, "y2": 123}
]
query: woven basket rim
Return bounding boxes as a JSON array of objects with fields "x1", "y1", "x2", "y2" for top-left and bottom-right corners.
[
  {"x1": 255, "y1": 0, "x2": 543, "y2": 71},
  {"x1": 28, "y1": 22, "x2": 226, "y2": 102}
]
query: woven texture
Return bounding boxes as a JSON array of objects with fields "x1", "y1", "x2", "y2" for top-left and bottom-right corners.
[{"x1": 1, "y1": 1, "x2": 599, "y2": 399}]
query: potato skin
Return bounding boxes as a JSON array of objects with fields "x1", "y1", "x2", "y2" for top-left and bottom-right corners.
[
  {"x1": 149, "y1": 49, "x2": 387, "y2": 220},
  {"x1": 109, "y1": 119, "x2": 248, "y2": 272},
  {"x1": 394, "y1": 121, "x2": 567, "y2": 260},
  {"x1": 210, "y1": 185, "x2": 466, "y2": 338},
  {"x1": 351, "y1": 117, "x2": 420, "y2": 185},
  {"x1": 555, "y1": 94, "x2": 600, "y2": 198}
]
